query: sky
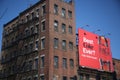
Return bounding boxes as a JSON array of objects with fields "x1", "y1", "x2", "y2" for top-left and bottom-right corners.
[{"x1": 0, "y1": 0, "x2": 120, "y2": 59}]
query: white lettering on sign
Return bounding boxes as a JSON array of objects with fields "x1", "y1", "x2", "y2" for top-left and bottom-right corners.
[
  {"x1": 82, "y1": 37, "x2": 96, "y2": 55},
  {"x1": 83, "y1": 48, "x2": 95, "y2": 55},
  {"x1": 83, "y1": 37, "x2": 93, "y2": 44}
]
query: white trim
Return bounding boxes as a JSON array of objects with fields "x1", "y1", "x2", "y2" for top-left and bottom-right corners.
[
  {"x1": 40, "y1": 74, "x2": 44, "y2": 76},
  {"x1": 34, "y1": 56, "x2": 39, "y2": 59},
  {"x1": 41, "y1": 36, "x2": 45, "y2": 39},
  {"x1": 41, "y1": 19, "x2": 46, "y2": 22},
  {"x1": 40, "y1": 54, "x2": 45, "y2": 57}
]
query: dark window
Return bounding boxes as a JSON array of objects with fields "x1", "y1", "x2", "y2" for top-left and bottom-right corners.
[
  {"x1": 62, "y1": 40, "x2": 66, "y2": 50},
  {"x1": 35, "y1": 24, "x2": 39, "y2": 33},
  {"x1": 69, "y1": 42, "x2": 73, "y2": 50},
  {"x1": 31, "y1": 27, "x2": 34, "y2": 34},
  {"x1": 41, "y1": 21, "x2": 45, "y2": 31},
  {"x1": 85, "y1": 74, "x2": 90, "y2": 80},
  {"x1": 30, "y1": 43, "x2": 33, "y2": 50},
  {"x1": 31, "y1": 12, "x2": 34, "y2": 19},
  {"x1": 80, "y1": 74, "x2": 83, "y2": 80},
  {"x1": 42, "y1": 5, "x2": 46, "y2": 15},
  {"x1": 28, "y1": 78, "x2": 32, "y2": 80},
  {"x1": 36, "y1": 8, "x2": 39, "y2": 17},
  {"x1": 40, "y1": 75, "x2": 44, "y2": 80},
  {"x1": 35, "y1": 59, "x2": 38, "y2": 70},
  {"x1": 54, "y1": 56, "x2": 58, "y2": 68},
  {"x1": 29, "y1": 60, "x2": 32, "y2": 70},
  {"x1": 68, "y1": 26, "x2": 72, "y2": 34},
  {"x1": 70, "y1": 59, "x2": 74, "y2": 68},
  {"x1": 62, "y1": 8, "x2": 66, "y2": 18},
  {"x1": 68, "y1": 10, "x2": 72, "y2": 18},
  {"x1": 54, "y1": 20, "x2": 58, "y2": 32},
  {"x1": 54, "y1": 4, "x2": 58, "y2": 14},
  {"x1": 34, "y1": 77, "x2": 38, "y2": 80},
  {"x1": 70, "y1": 77, "x2": 74, "y2": 80},
  {"x1": 63, "y1": 58, "x2": 67, "y2": 69},
  {"x1": 62, "y1": 23, "x2": 66, "y2": 33},
  {"x1": 35, "y1": 41, "x2": 39, "y2": 49},
  {"x1": 63, "y1": 76, "x2": 67, "y2": 80},
  {"x1": 54, "y1": 38, "x2": 59, "y2": 48},
  {"x1": 41, "y1": 56, "x2": 44, "y2": 68},
  {"x1": 41, "y1": 38, "x2": 45, "y2": 49}
]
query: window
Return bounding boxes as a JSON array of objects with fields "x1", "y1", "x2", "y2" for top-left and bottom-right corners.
[
  {"x1": 34, "y1": 77, "x2": 38, "y2": 80},
  {"x1": 28, "y1": 77, "x2": 32, "y2": 80},
  {"x1": 54, "y1": 20, "x2": 58, "y2": 32},
  {"x1": 31, "y1": 27, "x2": 34, "y2": 34},
  {"x1": 41, "y1": 56, "x2": 45, "y2": 68},
  {"x1": 70, "y1": 59, "x2": 74, "y2": 68},
  {"x1": 62, "y1": 40, "x2": 66, "y2": 50},
  {"x1": 29, "y1": 60, "x2": 32, "y2": 70},
  {"x1": 26, "y1": 15, "x2": 29, "y2": 21},
  {"x1": 68, "y1": 10, "x2": 72, "y2": 18},
  {"x1": 70, "y1": 77, "x2": 74, "y2": 80},
  {"x1": 41, "y1": 37, "x2": 45, "y2": 49},
  {"x1": 54, "y1": 4, "x2": 58, "y2": 14},
  {"x1": 54, "y1": 38, "x2": 59, "y2": 48},
  {"x1": 41, "y1": 21, "x2": 45, "y2": 31},
  {"x1": 35, "y1": 41, "x2": 39, "y2": 49},
  {"x1": 31, "y1": 12, "x2": 34, "y2": 19},
  {"x1": 54, "y1": 56, "x2": 58, "y2": 68},
  {"x1": 63, "y1": 58, "x2": 67, "y2": 69},
  {"x1": 36, "y1": 8, "x2": 39, "y2": 17},
  {"x1": 62, "y1": 23, "x2": 66, "y2": 33},
  {"x1": 85, "y1": 74, "x2": 90, "y2": 80},
  {"x1": 35, "y1": 24, "x2": 39, "y2": 33},
  {"x1": 35, "y1": 59, "x2": 38, "y2": 70},
  {"x1": 42, "y1": 4, "x2": 46, "y2": 16},
  {"x1": 30, "y1": 43, "x2": 33, "y2": 51},
  {"x1": 69, "y1": 42, "x2": 73, "y2": 50},
  {"x1": 68, "y1": 26, "x2": 72, "y2": 34},
  {"x1": 62, "y1": 8, "x2": 66, "y2": 18},
  {"x1": 80, "y1": 74, "x2": 83, "y2": 80},
  {"x1": 40, "y1": 75, "x2": 44, "y2": 80},
  {"x1": 63, "y1": 76, "x2": 67, "y2": 80}
]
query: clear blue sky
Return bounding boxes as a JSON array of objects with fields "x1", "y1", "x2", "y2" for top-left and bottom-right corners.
[{"x1": 0, "y1": 0, "x2": 120, "y2": 59}]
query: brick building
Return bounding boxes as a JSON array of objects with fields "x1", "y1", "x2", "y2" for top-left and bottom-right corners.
[
  {"x1": 1, "y1": 0, "x2": 77, "y2": 80},
  {"x1": 113, "y1": 58, "x2": 120, "y2": 80}
]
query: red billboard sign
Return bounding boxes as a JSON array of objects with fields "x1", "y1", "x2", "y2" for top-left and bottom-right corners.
[{"x1": 78, "y1": 28, "x2": 114, "y2": 72}]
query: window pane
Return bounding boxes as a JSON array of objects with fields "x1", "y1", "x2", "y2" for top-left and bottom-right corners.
[
  {"x1": 63, "y1": 58, "x2": 67, "y2": 68},
  {"x1": 35, "y1": 41, "x2": 39, "y2": 49},
  {"x1": 62, "y1": 40, "x2": 66, "y2": 50},
  {"x1": 41, "y1": 56, "x2": 44, "y2": 68},
  {"x1": 69, "y1": 26, "x2": 72, "y2": 34},
  {"x1": 42, "y1": 5, "x2": 46, "y2": 15},
  {"x1": 40, "y1": 76, "x2": 44, "y2": 80},
  {"x1": 80, "y1": 74, "x2": 83, "y2": 80},
  {"x1": 41, "y1": 21, "x2": 45, "y2": 31},
  {"x1": 68, "y1": 10, "x2": 72, "y2": 18},
  {"x1": 41, "y1": 38, "x2": 45, "y2": 49},
  {"x1": 54, "y1": 38, "x2": 58, "y2": 48},
  {"x1": 86, "y1": 74, "x2": 90, "y2": 80},
  {"x1": 62, "y1": 8, "x2": 66, "y2": 18},
  {"x1": 54, "y1": 4, "x2": 58, "y2": 14},
  {"x1": 63, "y1": 76, "x2": 67, "y2": 80},
  {"x1": 70, "y1": 59, "x2": 74, "y2": 68},
  {"x1": 35, "y1": 59, "x2": 38, "y2": 69},
  {"x1": 62, "y1": 24, "x2": 66, "y2": 33},
  {"x1": 54, "y1": 20, "x2": 58, "y2": 32},
  {"x1": 69, "y1": 42, "x2": 73, "y2": 50},
  {"x1": 54, "y1": 56, "x2": 58, "y2": 68}
]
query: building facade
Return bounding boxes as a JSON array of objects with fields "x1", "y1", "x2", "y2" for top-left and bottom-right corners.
[
  {"x1": 1, "y1": 0, "x2": 77, "y2": 80},
  {"x1": 113, "y1": 58, "x2": 120, "y2": 80}
]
